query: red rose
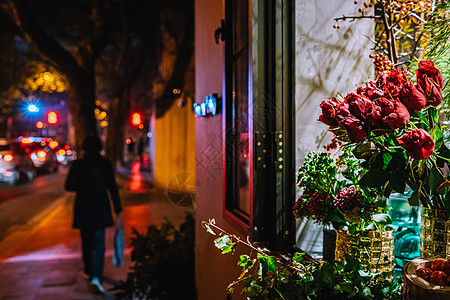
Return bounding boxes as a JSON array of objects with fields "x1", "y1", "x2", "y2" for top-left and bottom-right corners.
[
  {"x1": 367, "y1": 103, "x2": 390, "y2": 134},
  {"x1": 418, "y1": 75, "x2": 443, "y2": 107},
  {"x1": 339, "y1": 117, "x2": 367, "y2": 142},
  {"x1": 378, "y1": 97, "x2": 410, "y2": 129},
  {"x1": 345, "y1": 93, "x2": 372, "y2": 120},
  {"x1": 318, "y1": 98, "x2": 350, "y2": 127},
  {"x1": 377, "y1": 68, "x2": 408, "y2": 87},
  {"x1": 382, "y1": 82, "x2": 402, "y2": 98},
  {"x1": 318, "y1": 99, "x2": 339, "y2": 127},
  {"x1": 417, "y1": 60, "x2": 443, "y2": 89},
  {"x1": 397, "y1": 129, "x2": 435, "y2": 160},
  {"x1": 357, "y1": 82, "x2": 383, "y2": 101},
  {"x1": 399, "y1": 82, "x2": 427, "y2": 113}
]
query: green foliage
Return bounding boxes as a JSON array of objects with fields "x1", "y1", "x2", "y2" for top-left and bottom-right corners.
[
  {"x1": 297, "y1": 151, "x2": 338, "y2": 194},
  {"x1": 113, "y1": 213, "x2": 196, "y2": 300},
  {"x1": 425, "y1": 0, "x2": 450, "y2": 107},
  {"x1": 204, "y1": 227, "x2": 402, "y2": 300}
]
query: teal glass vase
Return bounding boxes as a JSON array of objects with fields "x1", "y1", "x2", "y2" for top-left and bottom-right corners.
[{"x1": 387, "y1": 193, "x2": 421, "y2": 268}]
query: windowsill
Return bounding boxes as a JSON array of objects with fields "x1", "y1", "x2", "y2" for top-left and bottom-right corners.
[{"x1": 223, "y1": 209, "x2": 251, "y2": 237}]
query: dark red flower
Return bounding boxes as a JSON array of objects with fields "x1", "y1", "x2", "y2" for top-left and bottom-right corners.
[
  {"x1": 339, "y1": 117, "x2": 367, "y2": 142},
  {"x1": 397, "y1": 129, "x2": 435, "y2": 160},
  {"x1": 366, "y1": 103, "x2": 390, "y2": 135},
  {"x1": 399, "y1": 82, "x2": 427, "y2": 113},
  {"x1": 417, "y1": 60, "x2": 443, "y2": 89},
  {"x1": 318, "y1": 98, "x2": 349, "y2": 127},
  {"x1": 357, "y1": 82, "x2": 383, "y2": 100},
  {"x1": 377, "y1": 68, "x2": 408, "y2": 87},
  {"x1": 318, "y1": 99, "x2": 339, "y2": 127},
  {"x1": 418, "y1": 75, "x2": 443, "y2": 107},
  {"x1": 378, "y1": 97, "x2": 410, "y2": 129},
  {"x1": 345, "y1": 93, "x2": 372, "y2": 120}
]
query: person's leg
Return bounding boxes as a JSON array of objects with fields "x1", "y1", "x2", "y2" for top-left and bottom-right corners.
[
  {"x1": 90, "y1": 228, "x2": 106, "y2": 293},
  {"x1": 91, "y1": 228, "x2": 106, "y2": 279},
  {"x1": 80, "y1": 229, "x2": 94, "y2": 278}
]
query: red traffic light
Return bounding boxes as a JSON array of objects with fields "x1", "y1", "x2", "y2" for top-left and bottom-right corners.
[
  {"x1": 47, "y1": 111, "x2": 58, "y2": 124},
  {"x1": 131, "y1": 112, "x2": 142, "y2": 126}
]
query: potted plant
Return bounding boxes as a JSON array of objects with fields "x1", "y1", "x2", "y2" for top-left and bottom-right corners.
[{"x1": 317, "y1": 61, "x2": 450, "y2": 259}]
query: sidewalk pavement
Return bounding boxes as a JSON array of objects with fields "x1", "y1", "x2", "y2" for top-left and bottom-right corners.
[{"x1": 0, "y1": 162, "x2": 191, "y2": 300}]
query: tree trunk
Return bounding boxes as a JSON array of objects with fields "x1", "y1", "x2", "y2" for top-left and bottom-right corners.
[
  {"x1": 67, "y1": 69, "x2": 97, "y2": 151},
  {"x1": 105, "y1": 92, "x2": 129, "y2": 166}
]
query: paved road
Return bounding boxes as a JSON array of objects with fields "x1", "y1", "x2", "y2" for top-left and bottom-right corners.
[{"x1": 0, "y1": 167, "x2": 68, "y2": 242}]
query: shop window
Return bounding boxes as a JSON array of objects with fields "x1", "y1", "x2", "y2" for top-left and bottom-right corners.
[{"x1": 224, "y1": 0, "x2": 251, "y2": 225}]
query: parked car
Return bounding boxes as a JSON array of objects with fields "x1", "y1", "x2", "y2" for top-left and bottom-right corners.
[
  {"x1": 0, "y1": 139, "x2": 36, "y2": 185},
  {"x1": 20, "y1": 141, "x2": 59, "y2": 173}
]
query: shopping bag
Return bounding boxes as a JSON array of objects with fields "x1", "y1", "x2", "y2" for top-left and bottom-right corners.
[{"x1": 113, "y1": 226, "x2": 124, "y2": 267}]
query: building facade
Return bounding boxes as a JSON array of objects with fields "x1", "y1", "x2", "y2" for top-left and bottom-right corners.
[{"x1": 195, "y1": 1, "x2": 373, "y2": 298}]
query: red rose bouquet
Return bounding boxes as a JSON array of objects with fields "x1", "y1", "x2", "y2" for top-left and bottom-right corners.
[{"x1": 318, "y1": 61, "x2": 449, "y2": 214}]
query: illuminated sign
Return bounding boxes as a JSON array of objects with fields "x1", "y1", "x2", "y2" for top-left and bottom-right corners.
[{"x1": 193, "y1": 94, "x2": 220, "y2": 117}]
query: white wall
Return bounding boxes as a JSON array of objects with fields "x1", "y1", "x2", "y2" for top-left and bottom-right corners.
[{"x1": 294, "y1": 0, "x2": 373, "y2": 257}]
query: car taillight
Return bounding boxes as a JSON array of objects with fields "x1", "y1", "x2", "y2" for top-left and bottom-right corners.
[
  {"x1": 3, "y1": 154, "x2": 13, "y2": 162},
  {"x1": 34, "y1": 150, "x2": 47, "y2": 161},
  {"x1": 58, "y1": 149, "x2": 66, "y2": 155}
]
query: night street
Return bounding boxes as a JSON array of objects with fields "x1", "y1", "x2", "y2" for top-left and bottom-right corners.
[
  {"x1": 0, "y1": 166, "x2": 67, "y2": 243},
  {"x1": 0, "y1": 163, "x2": 191, "y2": 298}
]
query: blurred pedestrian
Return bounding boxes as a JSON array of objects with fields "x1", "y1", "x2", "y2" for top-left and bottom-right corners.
[
  {"x1": 65, "y1": 135, "x2": 122, "y2": 294},
  {"x1": 127, "y1": 138, "x2": 135, "y2": 162}
]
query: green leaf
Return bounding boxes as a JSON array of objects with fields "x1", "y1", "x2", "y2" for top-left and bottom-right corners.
[
  {"x1": 429, "y1": 169, "x2": 445, "y2": 196},
  {"x1": 409, "y1": 189, "x2": 421, "y2": 206},
  {"x1": 430, "y1": 127, "x2": 444, "y2": 151},
  {"x1": 292, "y1": 252, "x2": 306, "y2": 262},
  {"x1": 359, "y1": 168, "x2": 389, "y2": 188},
  {"x1": 348, "y1": 224, "x2": 357, "y2": 235},
  {"x1": 256, "y1": 253, "x2": 276, "y2": 278},
  {"x1": 203, "y1": 223, "x2": 216, "y2": 235},
  {"x1": 389, "y1": 172, "x2": 406, "y2": 193},
  {"x1": 345, "y1": 255, "x2": 362, "y2": 271},
  {"x1": 238, "y1": 255, "x2": 255, "y2": 269},
  {"x1": 429, "y1": 107, "x2": 440, "y2": 125},
  {"x1": 414, "y1": 111, "x2": 430, "y2": 128},
  {"x1": 214, "y1": 235, "x2": 233, "y2": 251},
  {"x1": 381, "y1": 152, "x2": 393, "y2": 170},
  {"x1": 221, "y1": 242, "x2": 237, "y2": 254}
]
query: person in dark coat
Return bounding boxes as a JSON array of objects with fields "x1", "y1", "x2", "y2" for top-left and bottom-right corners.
[{"x1": 65, "y1": 135, "x2": 122, "y2": 294}]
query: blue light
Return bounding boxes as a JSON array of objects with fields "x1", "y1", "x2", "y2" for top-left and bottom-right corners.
[
  {"x1": 28, "y1": 104, "x2": 39, "y2": 113},
  {"x1": 193, "y1": 94, "x2": 220, "y2": 117}
]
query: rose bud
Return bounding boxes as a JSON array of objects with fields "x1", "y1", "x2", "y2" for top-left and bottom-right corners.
[
  {"x1": 397, "y1": 129, "x2": 435, "y2": 160},
  {"x1": 418, "y1": 75, "x2": 443, "y2": 107},
  {"x1": 430, "y1": 271, "x2": 447, "y2": 286},
  {"x1": 417, "y1": 60, "x2": 443, "y2": 89},
  {"x1": 416, "y1": 267, "x2": 432, "y2": 281},
  {"x1": 345, "y1": 93, "x2": 373, "y2": 120},
  {"x1": 378, "y1": 97, "x2": 410, "y2": 129},
  {"x1": 357, "y1": 82, "x2": 383, "y2": 100},
  {"x1": 431, "y1": 258, "x2": 446, "y2": 272},
  {"x1": 399, "y1": 82, "x2": 427, "y2": 113},
  {"x1": 339, "y1": 117, "x2": 367, "y2": 142},
  {"x1": 318, "y1": 98, "x2": 340, "y2": 127}
]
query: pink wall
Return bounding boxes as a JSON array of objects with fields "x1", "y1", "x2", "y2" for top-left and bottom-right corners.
[{"x1": 195, "y1": 0, "x2": 246, "y2": 299}]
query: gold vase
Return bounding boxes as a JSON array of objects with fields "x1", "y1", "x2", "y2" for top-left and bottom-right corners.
[
  {"x1": 420, "y1": 206, "x2": 450, "y2": 258},
  {"x1": 335, "y1": 230, "x2": 394, "y2": 277}
]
